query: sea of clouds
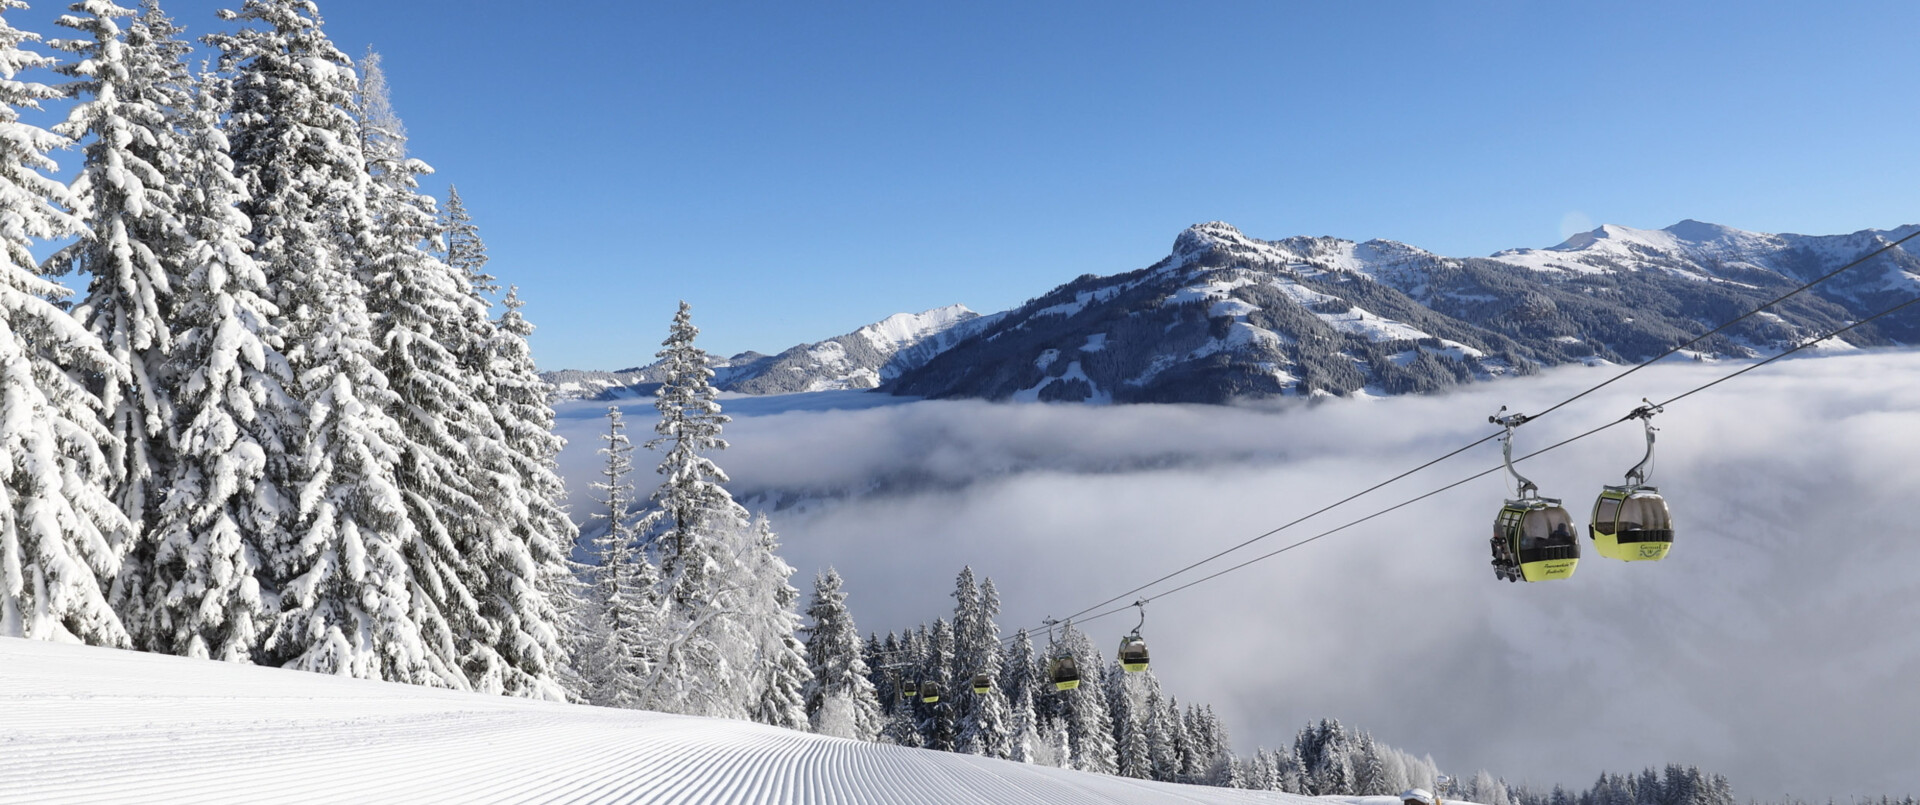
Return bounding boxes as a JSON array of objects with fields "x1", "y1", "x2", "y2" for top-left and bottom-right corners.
[{"x1": 552, "y1": 349, "x2": 1920, "y2": 800}]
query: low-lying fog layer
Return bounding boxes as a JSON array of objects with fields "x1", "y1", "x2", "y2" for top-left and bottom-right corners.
[{"x1": 553, "y1": 349, "x2": 1920, "y2": 800}]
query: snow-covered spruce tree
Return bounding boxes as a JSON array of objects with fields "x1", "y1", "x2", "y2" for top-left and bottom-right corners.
[
  {"x1": 633, "y1": 301, "x2": 758, "y2": 718},
  {"x1": 1000, "y1": 627, "x2": 1030, "y2": 694},
  {"x1": 483, "y1": 285, "x2": 578, "y2": 699},
  {"x1": 439, "y1": 185, "x2": 492, "y2": 296},
  {"x1": 0, "y1": 0, "x2": 132, "y2": 645},
  {"x1": 1379, "y1": 738, "x2": 1412, "y2": 793},
  {"x1": 440, "y1": 174, "x2": 577, "y2": 699},
  {"x1": 136, "y1": 62, "x2": 294, "y2": 661},
  {"x1": 639, "y1": 301, "x2": 744, "y2": 607},
  {"x1": 1056, "y1": 621, "x2": 1116, "y2": 774},
  {"x1": 920, "y1": 617, "x2": 958, "y2": 751},
  {"x1": 801, "y1": 567, "x2": 881, "y2": 740},
  {"x1": 1006, "y1": 627, "x2": 1054, "y2": 765},
  {"x1": 1106, "y1": 663, "x2": 1156, "y2": 780},
  {"x1": 1142, "y1": 687, "x2": 1179, "y2": 782},
  {"x1": 743, "y1": 514, "x2": 809, "y2": 730},
  {"x1": 1242, "y1": 748, "x2": 1280, "y2": 790},
  {"x1": 1354, "y1": 732, "x2": 1391, "y2": 795},
  {"x1": 871, "y1": 631, "x2": 921, "y2": 747},
  {"x1": 864, "y1": 632, "x2": 893, "y2": 710},
  {"x1": 1106, "y1": 663, "x2": 1148, "y2": 778},
  {"x1": 353, "y1": 47, "x2": 489, "y2": 690},
  {"x1": 356, "y1": 51, "x2": 568, "y2": 699},
  {"x1": 1166, "y1": 695, "x2": 1195, "y2": 783},
  {"x1": 213, "y1": 0, "x2": 444, "y2": 685},
  {"x1": 581, "y1": 406, "x2": 654, "y2": 707},
  {"x1": 1189, "y1": 704, "x2": 1240, "y2": 787},
  {"x1": 1472, "y1": 769, "x2": 1511, "y2": 805},
  {"x1": 954, "y1": 573, "x2": 1010, "y2": 758},
  {"x1": 1007, "y1": 680, "x2": 1037, "y2": 763},
  {"x1": 48, "y1": 0, "x2": 191, "y2": 562}
]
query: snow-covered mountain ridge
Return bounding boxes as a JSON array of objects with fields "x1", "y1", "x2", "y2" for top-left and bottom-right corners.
[
  {"x1": 545, "y1": 303, "x2": 1000, "y2": 402},
  {"x1": 892, "y1": 220, "x2": 1920, "y2": 403},
  {"x1": 546, "y1": 220, "x2": 1920, "y2": 405}
]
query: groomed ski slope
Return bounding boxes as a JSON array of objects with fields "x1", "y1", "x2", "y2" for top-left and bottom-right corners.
[{"x1": 1, "y1": 637, "x2": 1318, "y2": 804}]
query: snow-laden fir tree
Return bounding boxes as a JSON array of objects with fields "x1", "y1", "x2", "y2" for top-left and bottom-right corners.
[
  {"x1": 743, "y1": 514, "x2": 810, "y2": 730},
  {"x1": 1142, "y1": 687, "x2": 1179, "y2": 782},
  {"x1": 1241, "y1": 748, "x2": 1282, "y2": 791},
  {"x1": 214, "y1": 0, "x2": 442, "y2": 685},
  {"x1": 1166, "y1": 695, "x2": 1195, "y2": 783},
  {"x1": 1188, "y1": 704, "x2": 1240, "y2": 787},
  {"x1": 864, "y1": 631, "x2": 893, "y2": 710},
  {"x1": 0, "y1": 0, "x2": 132, "y2": 645},
  {"x1": 478, "y1": 284, "x2": 578, "y2": 699},
  {"x1": 1007, "y1": 679, "x2": 1038, "y2": 763},
  {"x1": 633, "y1": 340, "x2": 751, "y2": 713},
  {"x1": 801, "y1": 567, "x2": 881, "y2": 740},
  {"x1": 1055, "y1": 621, "x2": 1116, "y2": 774},
  {"x1": 639, "y1": 301, "x2": 745, "y2": 609},
  {"x1": 1471, "y1": 769, "x2": 1512, "y2": 805},
  {"x1": 48, "y1": 0, "x2": 190, "y2": 558},
  {"x1": 920, "y1": 617, "x2": 957, "y2": 751},
  {"x1": 1105, "y1": 663, "x2": 1148, "y2": 778},
  {"x1": 581, "y1": 406, "x2": 654, "y2": 707},
  {"x1": 352, "y1": 47, "x2": 489, "y2": 690},
  {"x1": 1106, "y1": 662, "x2": 1157, "y2": 779},
  {"x1": 872, "y1": 632, "x2": 922, "y2": 747},
  {"x1": 356, "y1": 49, "x2": 569, "y2": 698},
  {"x1": 1354, "y1": 732, "x2": 1393, "y2": 795},
  {"x1": 953, "y1": 573, "x2": 1010, "y2": 758},
  {"x1": 439, "y1": 185, "x2": 492, "y2": 296},
  {"x1": 949, "y1": 567, "x2": 984, "y2": 676},
  {"x1": 1006, "y1": 630, "x2": 1036, "y2": 764},
  {"x1": 136, "y1": 63, "x2": 293, "y2": 661},
  {"x1": 633, "y1": 301, "x2": 798, "y2": 720},
  {"x1": 1380, "y1": 742, "x2": 1412, "y2": 794},
  {"x1": 1001, "y1": 627, "x2": 1037, "y2": 701}
]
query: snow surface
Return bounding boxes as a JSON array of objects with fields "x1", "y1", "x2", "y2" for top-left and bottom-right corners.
[
  {"x1": 856, "y1": 304, "x2": 978, "y2": 353},
  {"x1": 0, "y1": 637, "x2": 1314, "y2": 805},
  {"x1": 1271, "y1": 281, "x2": 1430, "y2": 342},
  {"x1": 1484, "y1": 220, "x2": 1799, "y2": 278}
]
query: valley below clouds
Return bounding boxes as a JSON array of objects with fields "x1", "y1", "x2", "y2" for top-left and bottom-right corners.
[{"x1": 553, "y1": 349, "x2": 1920, "y2": 799}]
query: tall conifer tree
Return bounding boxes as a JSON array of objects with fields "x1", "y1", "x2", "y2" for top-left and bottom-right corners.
[
  {"x1": 743, "y1": 514, "x2": 810, "y2": 730},
  {"x1": 49, "y1": 0, "x2": 188, "y2": 549},
  {"x1": 640, "y1": 300, "x2": 745, "y2": 607},
  {"x1": 214, "y1": 0, "x2": 441, "y2": 685},
  {"x1": 354, "y1": 48, "x2": 486, "y2": 688},
  {"x1": 802, "y1": 567, "x2": 881, "y2": 740},
  {"x1": 0, "y1": 0, "x2": 132, "y2": 645},
  {"x1": 634, "y1": 301, "x2": 755, "y2": 718},
  {"x1": 479, "y1": 283, "x2": 577, "y2": 698},
  {"x1": 582, "y1": 406, "x2": 653, "y2": 707},
  {"x1": 140, "y1": 63, "x2": 293, "y2": 660}
]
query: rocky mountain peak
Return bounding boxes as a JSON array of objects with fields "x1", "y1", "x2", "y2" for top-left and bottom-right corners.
[{"x1": 1172, "y1": 221, "x2": 1253, "y2": 258}]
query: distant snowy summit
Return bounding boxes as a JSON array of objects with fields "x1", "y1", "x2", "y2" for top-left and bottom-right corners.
[
  {"x1": 545, "y1": 220, "x2": 1920, "y2": 405},
  {"x1": 544, "y1": 304, "x2": 1002, "y2": 402}
]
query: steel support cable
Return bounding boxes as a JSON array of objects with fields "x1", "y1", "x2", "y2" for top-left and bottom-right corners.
[
  {"x1": 1061, "y1": 418, "x2": 1630, "y2": 631},
  {"x1": 991, "y1": 229, "x2": 1920, "y2": 646},
  {"x1": 1026, "y1": 284, "x2": 1920, "y2": 635},
  {"x1": 1021, "y1": 430, "x2": 1503, "y2": 632}
]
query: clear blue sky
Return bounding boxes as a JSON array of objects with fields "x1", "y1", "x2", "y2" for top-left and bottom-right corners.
[{"x1": 16, "y1": 1, "x2": 1920, "y2": 368}]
